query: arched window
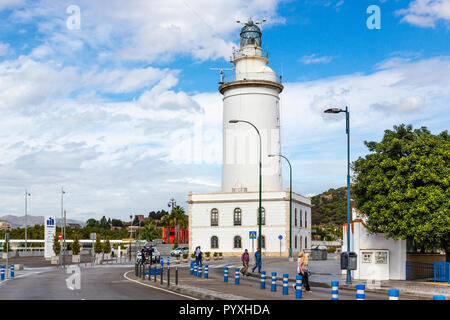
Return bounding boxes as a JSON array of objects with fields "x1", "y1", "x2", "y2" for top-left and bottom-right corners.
[
  {"x1": 300, "y1": 236, "x2": 303, "y2": 251},
  {"x1": 305, "y1": 236, "x2": 308, "y2": 249},
  {"x1": 300, "y1": 209, "x2": 303, "y2": 227},
  {"x1": 257, "y1": 207, "x2": 265, "y2": 225},
  {"x1": 211, "y1": 208, "x2": 219, "y2": 226},
  {"x1": 211, "y1": 236, "x2": 219, "y2": 249},
  {"x1": 305, "y1": 210, "x2": 307, "y2": 228},
  {"x1": 233, "y1": 235, "x2": 242, "y2": 248},
  {"x1": 294, "y1": 208, "x2": 297, "y2": 226},
  {"x1": 295, "y1": 235, "x2": 298, "y2": 249},
  {"x1": 233, "y1": 208, "x2": 242, "y2": 226}
]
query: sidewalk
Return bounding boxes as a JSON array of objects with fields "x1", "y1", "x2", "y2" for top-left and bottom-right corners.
[
  {"x1": 242, "y1": 255, "x2": 450, "y2": 299},
  {"x1": 129, "y1": 265, "x2": 427, "y2": 300}
]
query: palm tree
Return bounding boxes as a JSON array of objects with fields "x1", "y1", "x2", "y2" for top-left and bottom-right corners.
[{"x1": 171, "y1": 206, "x2": 188, "y2": 244}]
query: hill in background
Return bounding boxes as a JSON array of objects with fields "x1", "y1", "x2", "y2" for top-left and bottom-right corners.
[{"x1": 311, "y1": 187, "x2": 348, "y2": 226}]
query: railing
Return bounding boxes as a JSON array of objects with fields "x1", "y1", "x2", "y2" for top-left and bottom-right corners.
[
  {"x1": 406, "y1": 262, "x2": 434, "y2": 280},
  {"x1": 222, "y1": 72, "x2": 282, "y2": 84},
  {"x1": 434, "y1": 262, "x2": 450, "y2": 282}
]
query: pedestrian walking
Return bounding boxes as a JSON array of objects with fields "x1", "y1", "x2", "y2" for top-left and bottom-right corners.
[
  {"x1": 111, "y1": 247, "x2": 115, "y2": 258},
  {"x1": 251, "y1": 247, "x2": 262, "y2": 273},
  {"x1": 149, "y1": 246, "x2": 153, "y2": 266},
  {"x1": 293, "y1": 251, "x2": 311, "y2": 292},
  {"x1": 195, "y1": 246, "x2": 201, "y2": 265},
  {"x1": 241, "y1": 249, "x2": 250, "y2": 276},
  {"x1": 198, "y1": 249, "x2": 203, "y2": 266}
]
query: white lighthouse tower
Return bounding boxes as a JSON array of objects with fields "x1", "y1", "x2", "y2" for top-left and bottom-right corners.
[
  {"x1": 188, "y1": 19, "x2": 312, "y2": 258},
  {"x1": 221, "y1": 19, "x2": 283, "y2": 193}
]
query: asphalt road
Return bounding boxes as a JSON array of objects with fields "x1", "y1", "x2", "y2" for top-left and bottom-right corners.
[{"x1": 0, "y1": 265, "x2": 196, "y2": 300}]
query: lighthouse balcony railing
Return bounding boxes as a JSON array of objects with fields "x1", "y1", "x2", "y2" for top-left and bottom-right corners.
[{"x1": 222, "y1": 72, "x2": 282, "y2": 84}]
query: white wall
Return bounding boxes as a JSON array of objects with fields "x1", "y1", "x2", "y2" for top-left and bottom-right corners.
[
  {"x1": 342, "y1": 220, "x2": 406, "y2": 280},
  {"x1": 189, "y1": 191, "x2": 311, "y2": 256}
]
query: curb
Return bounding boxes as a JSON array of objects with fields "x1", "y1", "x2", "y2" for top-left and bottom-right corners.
[{"x1": 128, "y1": 273, "x2": 248, "y2": 300}]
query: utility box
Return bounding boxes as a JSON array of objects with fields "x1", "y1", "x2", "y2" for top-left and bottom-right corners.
[
  {"x1": 341, "y1": 252, "x2": 358, "y2": 270},
  {"x1": 310, "y1": 245, "x2": 328, "y2": 260}
]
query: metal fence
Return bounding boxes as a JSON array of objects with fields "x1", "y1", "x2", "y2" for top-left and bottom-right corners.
[
  {"x1": 434, "y1": 262, "x2": 450, "y2": 282},
  {"x1": 406, "y1": 262, "x2": 434, "y2": 280}
]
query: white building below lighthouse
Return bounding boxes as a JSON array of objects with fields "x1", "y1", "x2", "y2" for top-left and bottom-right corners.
[{"x1": 188, "y1": 19, "x2": 311, "y2": 257}]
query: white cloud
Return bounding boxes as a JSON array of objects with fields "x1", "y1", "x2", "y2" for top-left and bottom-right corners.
[
  {"x1": 0, "y1": 42, "x2": 11, "y2": 56},
  {"x1": 8, "y1": 0, "x2": 283, "y2": 64},
  {"x1": 300, "y1": 54, "x2": 333, "y2": 64},
  {"x1": 396, "y1": 0, "x2": 450, "y2": 28},
  {"x1": 0, "y1": 0, "x2": 23, "y2": 11}
]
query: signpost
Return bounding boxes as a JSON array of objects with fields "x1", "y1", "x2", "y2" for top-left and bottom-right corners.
[
  {"x1": 249, "y1": 231, "x2": 257, "y2": 255},
  {"x1": 44, "y1": 216, "x2": 55, "y2": 259},
  {"x1": 58, "y1": 233, "x2": 63, "y2": 240},
  {"x1": 278, "y1": 235, "x2": 283, "y2": 257}
]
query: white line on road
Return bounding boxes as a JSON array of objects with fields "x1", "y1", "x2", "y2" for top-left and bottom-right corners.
[{"x1": 123, "y1": 270, "x2": 198, "y2": 300}]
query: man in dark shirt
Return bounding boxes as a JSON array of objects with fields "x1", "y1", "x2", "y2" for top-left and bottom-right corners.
[{"x1": 252, "y1": 247, "x2": 262, "y2": 273}]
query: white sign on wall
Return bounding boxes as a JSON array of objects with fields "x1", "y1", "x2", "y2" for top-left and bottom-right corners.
[{"x1": 44, "y1": 216, "x2": 56, "y2": 258}]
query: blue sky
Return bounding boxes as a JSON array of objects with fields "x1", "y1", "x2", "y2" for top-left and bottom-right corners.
[{"x1": 0, "y1": 0, "x2": 448, "y2": 222}]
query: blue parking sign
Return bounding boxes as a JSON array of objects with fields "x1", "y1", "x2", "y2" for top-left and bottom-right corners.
[
  {"x1": 278, "y1": 235, "x2": 283, "y2": 240},
  {"x1": 249, "y1": 231, "x2": 257, "y2": 239}
]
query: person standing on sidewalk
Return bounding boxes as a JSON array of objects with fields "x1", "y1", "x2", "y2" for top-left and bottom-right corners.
[
  {"x1": 241, "y1": 249, "x2": 250, "y2": 276},
  {"x1": 294, "y1": 251, "x2": 311, "y2": 292},
  {"x1": 252, "y1": 247, "x2": 262, "y2": 273}
]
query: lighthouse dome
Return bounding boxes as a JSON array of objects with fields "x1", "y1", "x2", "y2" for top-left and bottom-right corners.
[{"x1": 240, "y1": 20, "x2": 262, "y2": 48}]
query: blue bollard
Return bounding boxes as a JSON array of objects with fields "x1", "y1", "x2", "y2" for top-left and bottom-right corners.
[
  {"x1": 204, "y1": 265, "x2": 208, "y2": 279},
  {"x1": 160, "y1": 259, "x2": 164, "y2": 267},
  {"x1": 282, "y1": 274, "x2": 289, "y2": 295},
  {"x1": 296, "y1": 275, "x2": 302, "y2": 299},
  {"x1": 224, "y1": 267, "x2": 228, "y2": 282},
  {"x1": 356, "y1": 284, "x2": 365, "y2": 300},
  {"x1": 235, "y1": 268, "x2": 240, "y2": 285},
  {"x1": 10, "y1": 265, "x2": 14, "y2": 278},
  {"x1": 433, "y1": 295, "x2": 445, "y2": 300},
  {"x1": 389, "y1": 289, "x2": 399, "y2": 300},
  {"x1": 260, "y1": 271, "x2": 266, "y2": 289},
  {"x1": 0, "y1": 266, "x2": 4, "y2": 281},
  {"x1": 190, "y1": 262, "x2": 194, "y2": 275},
  {"x1": 198, "y1": 265, "x2": 203, "y2": 278},
  {"x1": 167, "y1": 256, "x2": 170, "y2": 266},
  {"x1": 271, "y1": 272, "x2": 277, "y2": 292},
  {"x1": 194, "y1": 263, "x2": 197, "y2": 276},
  {"x1": 331, "y1": 281, "x2": 339, "y2": 300}
]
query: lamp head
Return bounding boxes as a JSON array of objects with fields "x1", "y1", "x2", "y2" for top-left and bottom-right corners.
[
  {"x1": 324, "y1": 108, "x2": 343, "y2": 114},
  {"x1": 229, "y1": 120, "x2": 239, "y2": 124}
]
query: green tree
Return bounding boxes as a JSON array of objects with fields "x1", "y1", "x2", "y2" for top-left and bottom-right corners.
[
  {"x1": 2, "y1": 240, "x2": 8, "y2": 253},
  {"x1": 352, "y1": 124, "x2": 450, "y2": 261},
  {"x1": 53, "y1": 234, "x2": 61, "y2": 256},
  {"x1": 72, "y1": 234, "x2": 81, "y2": 255},
  {"x1": 103, "y1": 236, "x2": 111, "y2": 254},
  {"x1": 86, "y1": 218, "x2": 99, "y2": 228},
  {"x1": 94, "y1": 234, "x2": 103, "y2": 254},
  {"x1": 141, "y1": 218, "x2": 161, "y2": 241}
]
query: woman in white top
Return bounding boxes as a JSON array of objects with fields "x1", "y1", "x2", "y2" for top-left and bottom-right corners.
[{"x1": 293, "y1": 251, "x2": 311, "y2": 292}]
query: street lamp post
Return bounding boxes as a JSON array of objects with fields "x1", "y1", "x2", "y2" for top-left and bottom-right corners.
[
  {"x1": 229, "y1": 120, "x2": 263, "y2": 250},
  {"x1": 324, "y1": 106, "x2": 352, "y2": 284},
  {"x1": 269, "y1": 154, "x2": 293, "y2": 260},
  {"x1": 60, "y1": 188, "x2": 65, "y2": 268},
  {"x1": 24, "y1": 190, "x2": 31, "y2": 252}
]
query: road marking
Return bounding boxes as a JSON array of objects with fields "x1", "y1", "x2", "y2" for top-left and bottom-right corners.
[{"x1": 123, "y1": 270, "x2": 198, "y2": 300}]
